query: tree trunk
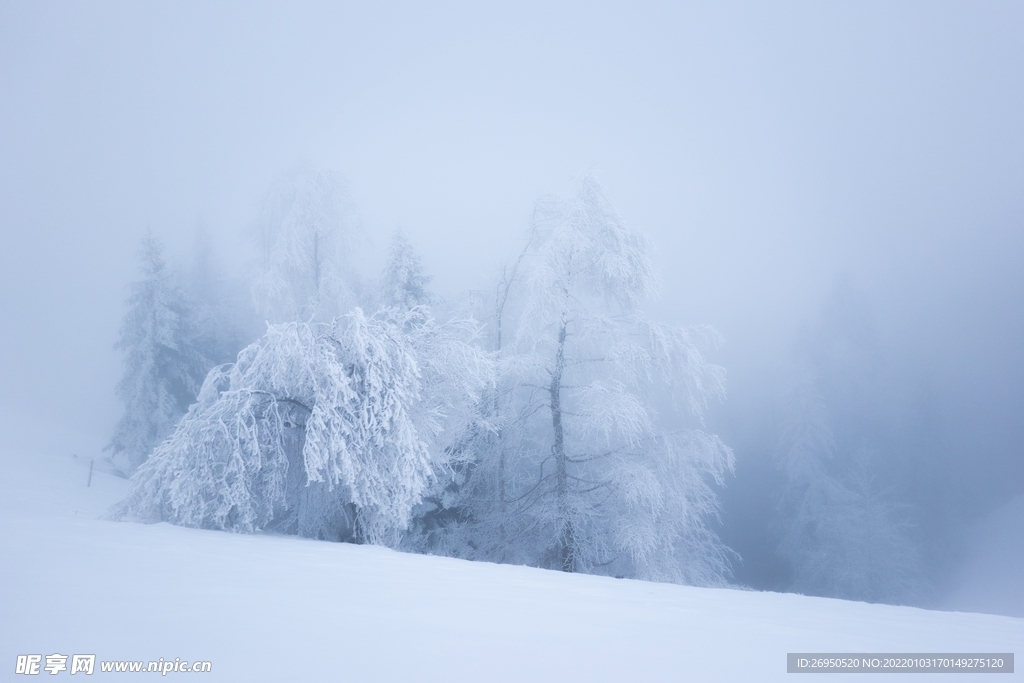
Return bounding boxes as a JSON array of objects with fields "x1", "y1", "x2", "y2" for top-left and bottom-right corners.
[{"x1": 550, "y1": 316, "x2": 575, "y2": 572}]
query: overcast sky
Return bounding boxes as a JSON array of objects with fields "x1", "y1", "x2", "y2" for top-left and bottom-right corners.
[{"x1": 1, "y1": 0, "x2": 1022, "y2": 486}]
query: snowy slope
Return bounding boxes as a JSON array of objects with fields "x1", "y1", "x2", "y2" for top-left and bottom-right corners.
[{"x1": 1, "y1": 451, "x2": 1020, "y2": 682}]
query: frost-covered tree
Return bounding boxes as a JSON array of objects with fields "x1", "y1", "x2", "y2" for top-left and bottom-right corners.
[
  {"x1": 251, "y1": 168, "x2": 361, "y2": 323},
  {"x1": 838, "y1": 446, "x2": 922, "y2": 601},
  {"x1": 107, "y1": 235, "x2": 213, "y2": 474},
  {"x1": 776, "y1": 377, "x2": 922, "y2": 602},
  {"x1": 378, "y1": 230, "x2": 432, "y2": 310},
  {"x1": 113, "y1": 306, "x2": 490, "y2": 546},
  {"x1": 184, "y1": 225, "x2": 257, "y2": 365},
  {"x1": 400, "y1": 261, "x2": 522, "y2": 561},
  {"x1": 776, "y1": 375, "x2": 845, "y2": 588},
  {"x1": 436, "y1": 176, "x2": 735, "y2": 584},
  {"x1": 775, "y1": 292, "x2": 923, "y2": 603}
]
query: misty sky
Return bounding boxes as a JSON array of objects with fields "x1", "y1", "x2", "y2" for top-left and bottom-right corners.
[{"x1": 1, "y1": 0, "x2": 1022, "y2": 556}]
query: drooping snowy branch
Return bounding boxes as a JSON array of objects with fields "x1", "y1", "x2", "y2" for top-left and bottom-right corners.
[{"x1": 113, "y1": 307, "x2": 491, "y2": 546}]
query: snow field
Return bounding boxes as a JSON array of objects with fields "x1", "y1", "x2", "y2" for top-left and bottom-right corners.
[{"x1": 1, "y1": 451, "x2": 1020, "y2": 682}]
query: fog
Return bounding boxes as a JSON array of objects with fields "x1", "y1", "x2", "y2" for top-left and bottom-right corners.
[{"x1": 1, "y1": 2, "x2": 1021, "y2": 612}]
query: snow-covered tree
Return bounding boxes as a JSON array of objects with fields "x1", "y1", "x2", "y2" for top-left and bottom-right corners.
[
  {"x1": 774, "y1": 285, "x2": 924, "y2": 603},
  {"x1": 776, "y1": 375, "x2": 922, "y2": 603},
  {"x1": 251, "y1": 168, "x2": 361, "y2": 323},
  {"x1": 107, "y1": 235, "x2": 213, "y2": 474},
  {"x1": 378, "y1": 230, "x2": 432, "y2": 310},
  {"x1": 437, "y1": 176, "x2": 735, "y2": 583},
  {"x1": 184, "y1": 224, "x2": 257, "y2": 366},
  {"x1": 113, "y1": 306, "x2": 491, "y2": 546}
]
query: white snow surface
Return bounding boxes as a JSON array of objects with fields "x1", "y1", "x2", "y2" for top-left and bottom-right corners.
[{"x1": 2, "y1": 450, "x2": 1020, "y2": 682}]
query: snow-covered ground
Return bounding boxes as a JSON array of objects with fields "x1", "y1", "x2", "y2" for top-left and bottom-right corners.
[{"x1": 2, "y1": 451, "x2": 1020, "y2": 682}]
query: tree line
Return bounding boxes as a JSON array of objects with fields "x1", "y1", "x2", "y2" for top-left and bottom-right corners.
[{"x1": 107, "y1": 168, "x2": 922, "y2": 598}]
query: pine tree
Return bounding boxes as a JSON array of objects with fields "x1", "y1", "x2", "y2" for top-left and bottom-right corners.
[
  {"x1": 775, "y1": 288, "x2": 923, "y2": 603},
  {"x1": 107, "y1": 235, "x2": 212, "y2": 474},
  {"x1": 776, "y1": 376, "x2": 922, "y2": 602},
  {"x1": 378, "y1": 230, "x2": 432, "y2": 310}
]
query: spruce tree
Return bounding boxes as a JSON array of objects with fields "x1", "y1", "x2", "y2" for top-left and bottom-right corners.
[
  {"x1": 107, "y1": 235, "x2": 211, "y2": 474},
  {"x1": 379, "y1": 230, "x2": 432, "y2": 310}
]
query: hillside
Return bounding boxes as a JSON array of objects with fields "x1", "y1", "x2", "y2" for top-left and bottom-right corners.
[{"x1": 1, "y1": 451, "x2": 1019, "y2": 682}]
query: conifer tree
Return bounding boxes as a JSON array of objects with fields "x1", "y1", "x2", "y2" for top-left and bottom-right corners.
[
  {"x1": 775, "y1": 284, "x2": 923, "y2": 603},
  {"x1": 107, "y1": 235, "x2": 211, "y2": 474},
  {"x1": 379, "y1": 230, "x2": 432, "y2": 310}
]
